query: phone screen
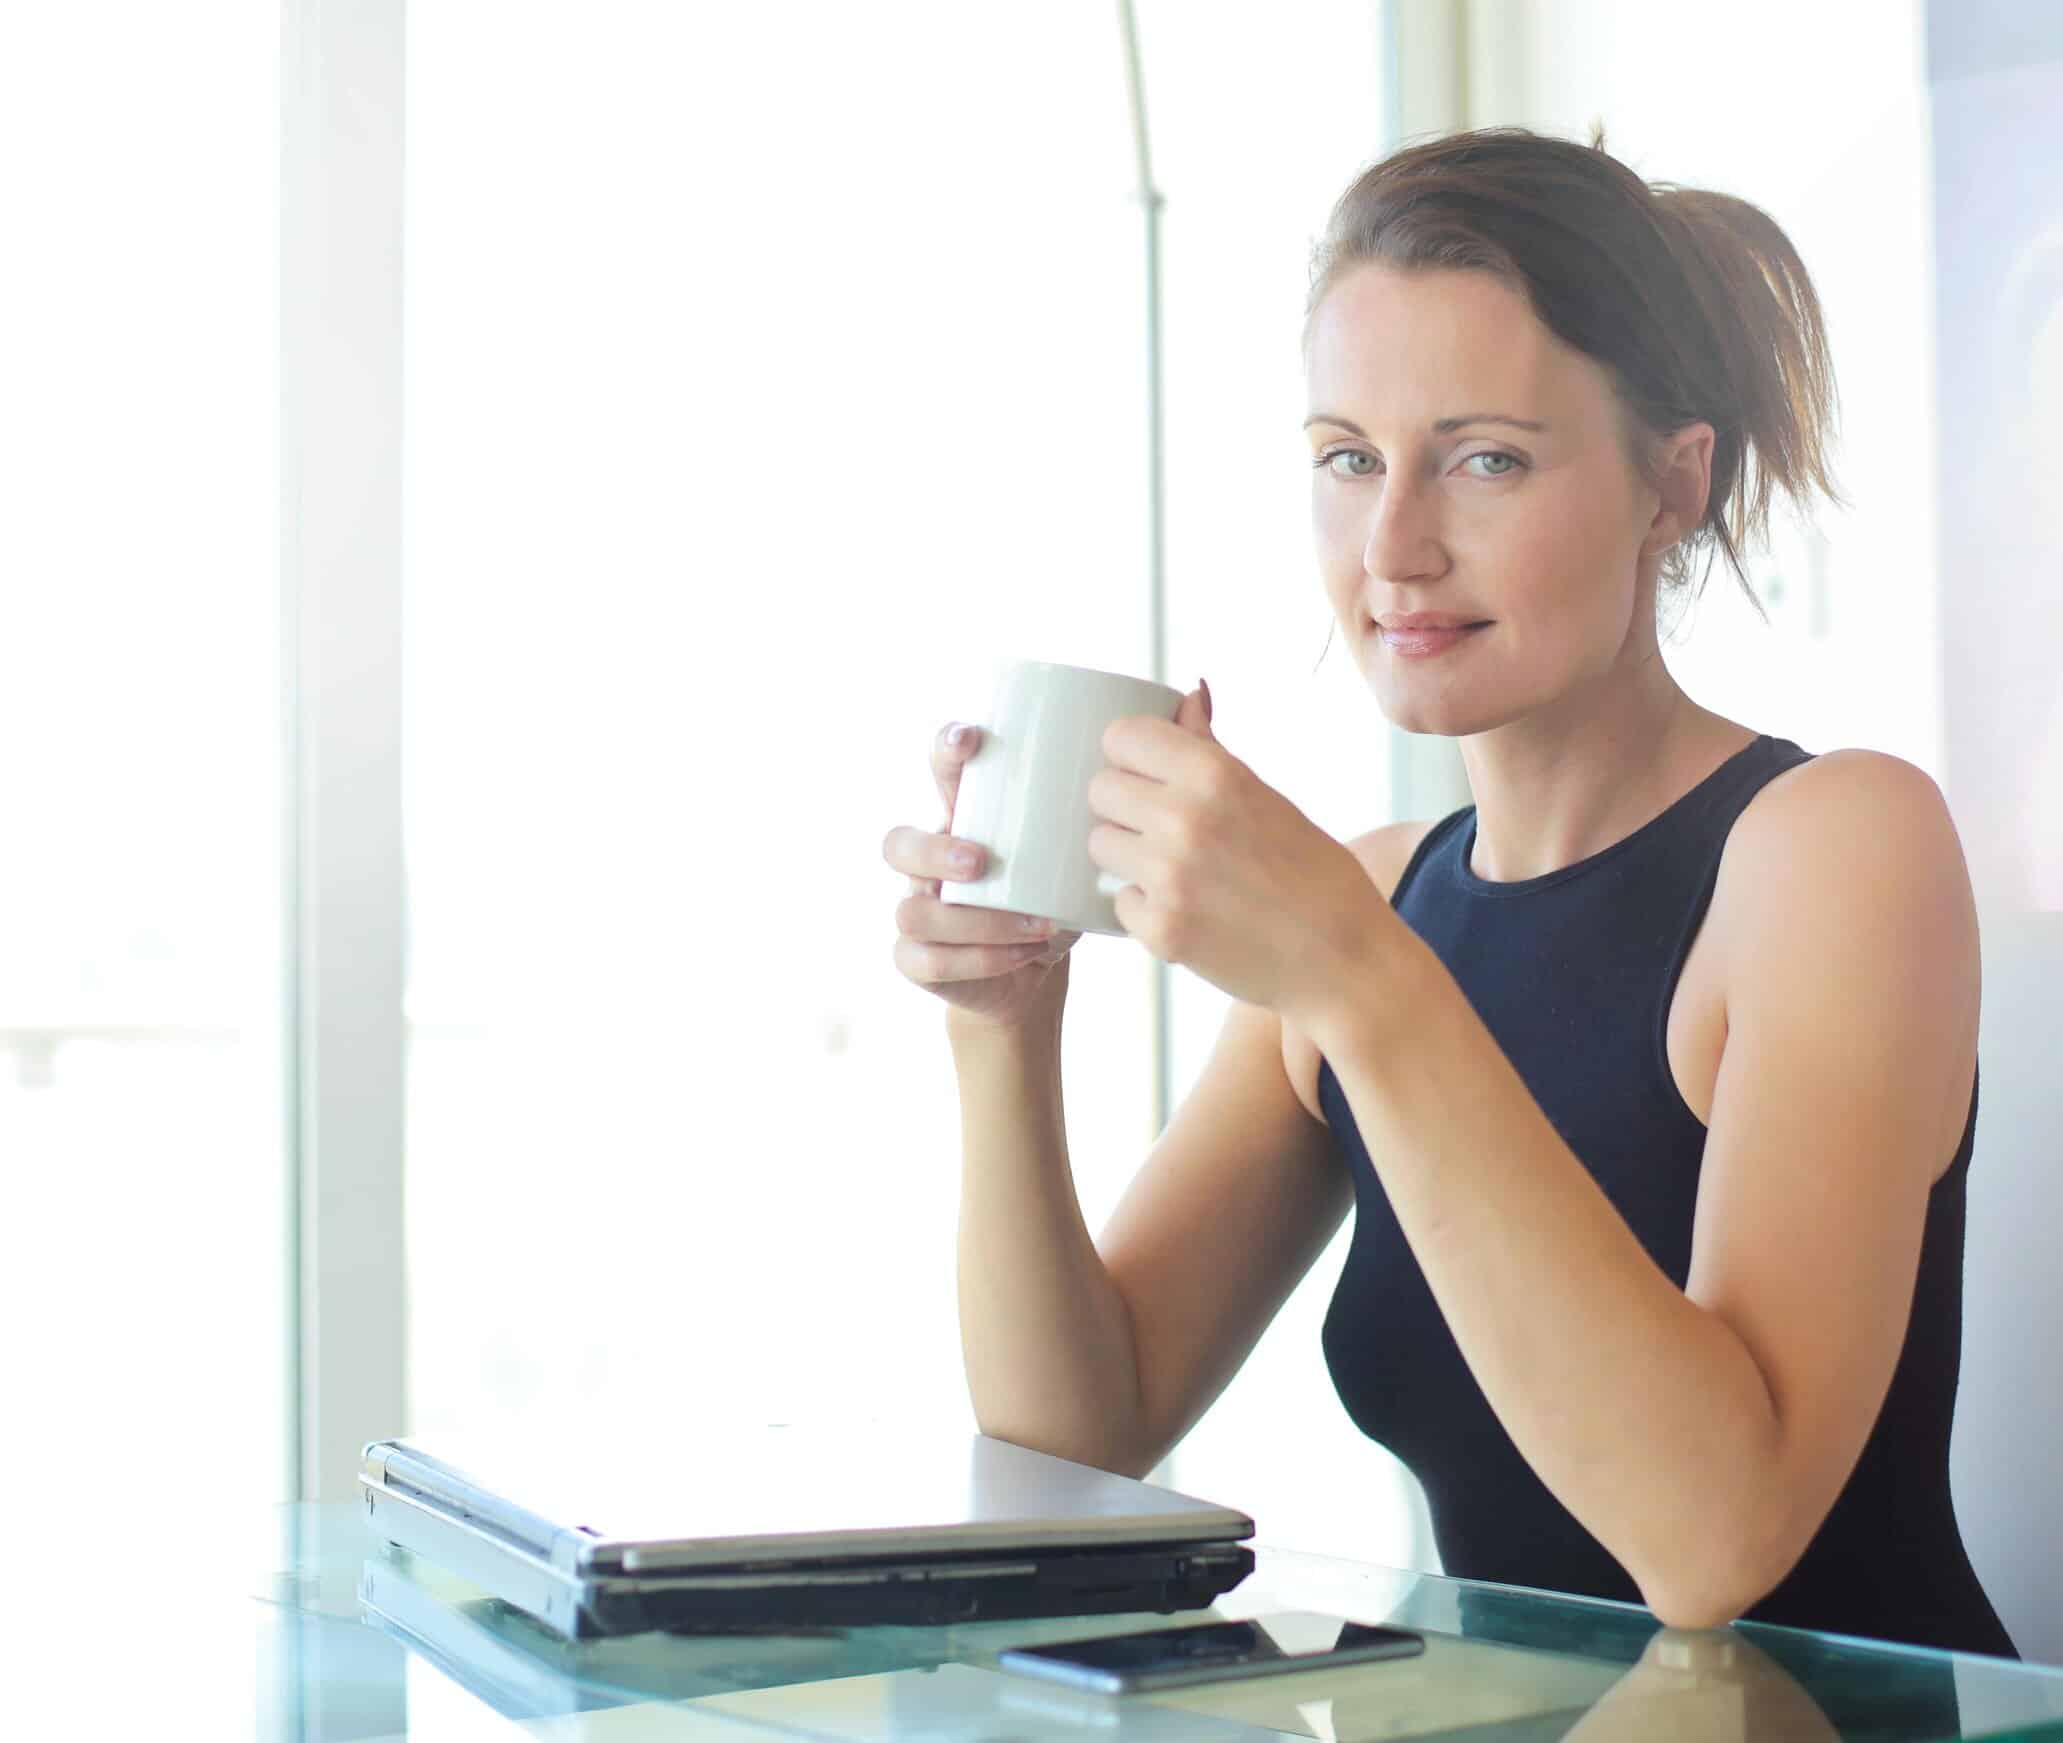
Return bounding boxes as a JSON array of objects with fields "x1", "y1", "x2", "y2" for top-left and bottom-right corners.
[{"x1": 996, "y1": 1611, "x2": 1425, "y2": 1694}]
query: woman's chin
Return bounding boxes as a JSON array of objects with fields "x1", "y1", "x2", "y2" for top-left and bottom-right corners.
[
  {"x1": 1375, "y1": 690, "x2": 1488, "y2": 739},
  {"x1": 1368, "y1": 666, "x2": 1534, "y2": 740},
  {"x1": 1362, "y1": 653, "x2": 1483, "y2": 739}
]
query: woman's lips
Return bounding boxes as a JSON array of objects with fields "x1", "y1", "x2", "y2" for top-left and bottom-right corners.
[{"x1": 1378, "y1": 621, "x2": 1491, "y2": 657}]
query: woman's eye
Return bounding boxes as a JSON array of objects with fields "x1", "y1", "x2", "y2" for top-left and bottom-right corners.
[
  {"x1": 1314, "y1": 449, "x2": 1377, "y2": 478},
  {"x1": 1463, "y1": 450, "x2": 1523, "y2": 478}
]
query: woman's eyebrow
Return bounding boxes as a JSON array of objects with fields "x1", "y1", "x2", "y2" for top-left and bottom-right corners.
[{"x1": 1301, "y1": 412, "x2": 1550, "y2": 435}]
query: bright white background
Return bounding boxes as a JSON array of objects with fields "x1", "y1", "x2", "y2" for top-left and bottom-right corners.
[
  {"x1": 0, "y1": 1, "x2": 285, "y2": 1541},
  {"x1": 0, "y1": 0, "x2": 286, "y2": 1720},
  {"x1": 402, "y1": 1, "x2": 1161, "y2": 1445}
]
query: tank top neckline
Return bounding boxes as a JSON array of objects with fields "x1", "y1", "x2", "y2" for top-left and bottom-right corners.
[{"x1": 1445, "y1": 733, "x2": 1780, "y2": 900}]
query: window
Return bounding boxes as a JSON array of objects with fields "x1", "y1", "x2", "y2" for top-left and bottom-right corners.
[
  {"x1": 404, "y1": 2, "x2": 1160, "y2": 1449},
  {"x1": 0, "y1": 1, "x2": 286, "y2": 1573}
]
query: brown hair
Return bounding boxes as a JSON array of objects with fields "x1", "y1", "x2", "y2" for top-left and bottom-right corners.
[{"x1": 1303, "y1": 124, "x2": 1842, "y2": 618}]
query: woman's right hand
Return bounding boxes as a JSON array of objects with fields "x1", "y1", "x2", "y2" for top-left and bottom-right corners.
[{"x1": 882, "y1": 721, "x2": 1083, "y2": 1028}]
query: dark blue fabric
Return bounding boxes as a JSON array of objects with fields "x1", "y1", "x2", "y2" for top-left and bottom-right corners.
[{"x1": 1318, "y1": 734, "x2": 2016, "y2": 1657}]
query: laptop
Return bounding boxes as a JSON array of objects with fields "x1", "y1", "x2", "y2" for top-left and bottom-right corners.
[{"x1": 358, "y1": 1427, "x2": 1256, "y2": 1639}]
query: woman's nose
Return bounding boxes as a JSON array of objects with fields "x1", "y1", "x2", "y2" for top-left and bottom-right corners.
[{"x1": 1362, "y1": 476, "x2": 1447, "y2": 586}]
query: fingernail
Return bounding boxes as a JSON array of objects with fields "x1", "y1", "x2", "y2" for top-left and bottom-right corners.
[
  {"x1": 947, "y1": 723, "x2": 974, "y2": 747},
  {"x1": 950, "y1": 844, "x2": 981, "y2": 872}
]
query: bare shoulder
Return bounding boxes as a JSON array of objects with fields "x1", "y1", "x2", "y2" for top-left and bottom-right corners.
[
  {"x1": 1711, "y1": 748, "x2": 1979, "y2": 1160},
  {"x1": 1280, "y1": 816, "x2": 1445, "y2": 1124},
  {"x1": 1722, "y1": 748, "x2": 1969, "y2": 901},
  {"x1": 1345, "y1": 815, "x2": 1448, "y2": 900}
]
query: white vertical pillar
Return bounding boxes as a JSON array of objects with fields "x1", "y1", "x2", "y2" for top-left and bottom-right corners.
[
  {"x1": 281, "y1": 0, "x2": 408, "y2": 1503},
  {"x1": 1390, "y1": 0, "x2": 1465, "y2": 143}
]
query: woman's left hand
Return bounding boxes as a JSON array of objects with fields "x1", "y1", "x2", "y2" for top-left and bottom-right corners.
[{"x1": 1089, "y1": 679, "x2": 1395, "y2": 1022}]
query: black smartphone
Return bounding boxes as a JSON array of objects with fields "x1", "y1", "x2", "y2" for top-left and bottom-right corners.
[{"x1": 995, "y1": 1610, "x2": 1425, "y2": 1694}]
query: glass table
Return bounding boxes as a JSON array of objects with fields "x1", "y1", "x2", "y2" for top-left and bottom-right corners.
[{"x1": 231, "y1": 1503, "x2": 2063, "y2": 1740}]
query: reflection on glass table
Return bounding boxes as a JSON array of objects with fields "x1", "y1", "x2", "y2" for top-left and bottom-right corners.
[{"x1": 257, "y1": 1503, "x2": 2063, "y2": 1741}]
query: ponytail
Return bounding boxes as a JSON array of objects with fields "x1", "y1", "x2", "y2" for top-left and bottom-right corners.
[{"x1": 1647, "y1": 183, "x2": 1843, "y2": 604}]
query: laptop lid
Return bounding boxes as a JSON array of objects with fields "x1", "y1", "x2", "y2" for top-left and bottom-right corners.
[{"x1": 361, "y1": 1427, "x2": 1253, "y2": 1576}]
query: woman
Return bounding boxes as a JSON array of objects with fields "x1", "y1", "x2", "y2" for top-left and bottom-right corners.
[{"x1": 880, "y1": 126, "x2": 2014, "y2": 1658}]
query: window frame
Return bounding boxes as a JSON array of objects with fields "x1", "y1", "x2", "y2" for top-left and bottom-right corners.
[{"x1": 282, "y1": 0, "x2": 409, "y2": 1503}]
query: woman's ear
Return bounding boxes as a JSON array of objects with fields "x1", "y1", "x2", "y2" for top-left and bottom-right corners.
[{"x1": 1643, "y1": 420, "x2": 1716, "y2": 554}]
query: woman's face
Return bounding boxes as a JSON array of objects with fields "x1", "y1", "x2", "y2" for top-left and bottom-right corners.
[{"x1": 1304, "y1": 262, "x2": 1671, "y2": 738}]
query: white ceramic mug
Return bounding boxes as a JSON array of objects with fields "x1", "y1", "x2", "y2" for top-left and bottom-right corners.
[{"x1": 940, "y1": 660, "x2": 1187, "y2": 938}]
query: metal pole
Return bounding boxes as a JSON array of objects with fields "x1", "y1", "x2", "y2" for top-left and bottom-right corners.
[{"x1": 1116, "y1": 0, "x2": 1172, "y2": 1139}]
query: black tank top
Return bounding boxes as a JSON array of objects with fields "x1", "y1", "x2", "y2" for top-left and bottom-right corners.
[{"x1": 1319, "y1": 734, "x2": 2017, "y2": 1658}]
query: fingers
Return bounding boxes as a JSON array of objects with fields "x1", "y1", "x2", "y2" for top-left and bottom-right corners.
[
  {"x1": 931, "y1": 720, "x2": 982, "y2": 822},
  {"x1": 1086, "y1": 819, "x2": 1150, "y2": 895},
  {"x1": 883, "y1": 723, "x2": 988, "y2": 903},
  {"x1": 881, "y1": 823, "x2": 988, "y2": 897},
  {"x1": 889, "y1": 720, "x2": 1084, "y2": 990},
  {"x1": 896, "y1": 890, "x2": 1056, "y2": 949},
  {"x1": 892, "y1": 882, "x2": 1068, "y2": 987},
  {"x1": 1085, "y1": 763, "x2": 1160, "y2": 832},
  {"x1": 892, "y1": 933, "x2": 1058, "y2": 985}
]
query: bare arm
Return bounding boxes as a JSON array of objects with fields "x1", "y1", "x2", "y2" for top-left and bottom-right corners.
[
  {"x1": 953, "y1": 819, "x2": 1431, "y2": 1477},
  {"x1": 1302, "y1": 753, "x2": 1979, "y2": 1628},
  {"x1": 948, "y1": 963, "x2": 1144, "y2": 1471}
]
